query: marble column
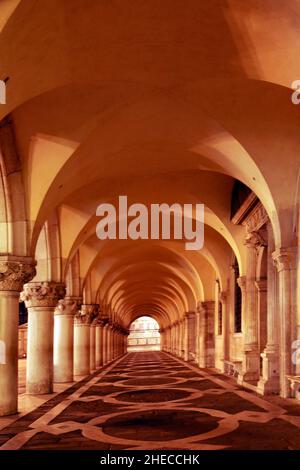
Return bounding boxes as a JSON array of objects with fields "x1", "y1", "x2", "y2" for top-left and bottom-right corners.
[
  {"x1": 179, "y1": 320, "x2": 184, "y2": 358},
  {"x1": 95, "y1": 319, "x2": 104, "y2": 368},
  {"x1": 272, "y1": 247, "x2": 297, "y2": 397},
  {"x1": 106, "y1": 323, "x2": 112, "y2": 362},
  {"x1": 0, "y1": 257, "x2": 36, "y2": 415},
  {"x1": 198, "y1": 302, "x2": 215, "y2": 367},
  {"x1": 186, "y1": 312, "x2": 196, "y2": 362},
  {"x1": 53, "y1": 297, "x2": 78, "y2": 383},
  {"x1": 74, "y1": 304, "x2": 96, "y2": 376},
  {"x1": 195, "y1": 310, "x2": 201, "y2": 364},
  {"x1": 22, "y1": 281, "x2": 65, "y2": 394},
  {"x1": 220, "y1": 291, "x2": 228, "y2": 373},
  {"x1": 90, "y1": 321, "x2": 96, "y2": 372},
  {"x1": 102, "y1": 322, "x2": 108, "y2": 364},
  {"x1": 239, "y1": 232, "x2": 266, "y2": 383},
  {"x1": 257, "y1": 223, "x2": 280, "y2": 394}
]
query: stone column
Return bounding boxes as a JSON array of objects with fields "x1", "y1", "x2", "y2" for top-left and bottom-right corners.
[
  {"x1": 239, "y1": 232, "x2": 266, "y2": 383},
  {"x1": 22, "y1": 281, "x2": 65, "y2": 394},
  {"x1": 272, "y1": 247, "x2": 297, "y2": 397},
  {"x1": 89, "y1": 305, "x2": 99, "y2": 372},
  {"x1": 160, "y1": 328, "x2": 164, "y2": 350},
  {"x1": 220, "y1": 291, "x2": 228, "y2": 373},
  {"x1": 0, "y1": 257, "x2": 36, "y2": 415},
  {"x1": 257, "y1": 223, "x2": 280, "y2": 394},
  {"x1": 178, "y1": 320, "x2": 184, "y2": 358},
  {"x1": 74, "y1": 304, "x2": 96, "y2": 376},
  {"x1": 198, "y1": 302, "x2": 215, "y2": 367},
  {"x1": 195, "y1": 310, "x2": 200, "y2": 364},
  {"x1": 102, "y1": 322, "x2": 108, "y2": 364},
  {"x1": 186, "y1": 312, "x2": 196, "y2": 362},
  {"x1": 106, "y1": 323, "x2": 112, "y2": 362},
  {"x1": 95, "y1": 319, "x2": 104, "y2": 368},
  {"x1": 90, "y1": 321, "x2": 96, "y2": 372},
  {"x1": 53, "y1": 297, "x2": 78, "y2": 383}
]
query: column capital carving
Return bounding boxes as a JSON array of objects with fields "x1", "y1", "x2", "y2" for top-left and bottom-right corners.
[
  {"x1": 244, "y1": 230, "x2": 267, "y2": 249},
  {"x1": 186, "y1": 311, "x2": 195, "y2": 318},
  {"x1": 21, "y1": 281, "x2": 65, "y2": 308},
  {"x1": 219, "y1": 291, "x2": 227, "y2": 304},
  {"x1": 64, "y1": 295, "x2": 82, "y2": 309},
  {"x1": 201, "y1": 300, "x2": 215, "y2": 311},
  {"x1": 255, "y1": 279, "x2": 267, "y2": 292},
  {"x1": 54, "y1": 297, "x2": 78, "y2": 316},
  {"x1": 272, "y1": 247, "x2": 297, "y2": 272},
  {"x1": 0, "y1": 256, "x2": 36, "y2": 292},
  {"x1": 237, "y1": 275, "x2": 246, "y2": 290},
  {"x1": 75, "y1": 304, "x2": 98, "y2": 325}
]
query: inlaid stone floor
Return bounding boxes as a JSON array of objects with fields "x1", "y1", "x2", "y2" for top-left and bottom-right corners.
[{"x1": 0, "y1": 351, "x2": 300, "y2": 450}]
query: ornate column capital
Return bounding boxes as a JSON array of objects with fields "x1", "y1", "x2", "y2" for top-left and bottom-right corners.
[
  {"x1": 186, "y1": 311, "x2": 195, "y2": 319},
  {"x1": 201, "y1": 301, "x2": 215, "y2": 311},
  {"x1": 75, "y1": 304, "x2": 98, "y2": 325},
  {"x1": 245, "y1": 230, "x2": 267, "y2": 249},
  {"x1": 237, "y1": 275, "x2": 246, "y2": 291},
  {"x1": 255, "y1": 279, "x2": 267, "y2": 292},
  {"x1": 0, "y1": 256, "x2": 36, "y2": 292},
  {"x1": 272, "y1": 247, "x2": 297, "y2": 272},
  {"x1": 21, "y1": 281, "x2": 65, "y2": 308},
  {"x1": 54, "y1": 297, "x2": 78, "y2": 316},
  {"x1": 219, "y1": 291, "x2": 227, "y2": 304}
]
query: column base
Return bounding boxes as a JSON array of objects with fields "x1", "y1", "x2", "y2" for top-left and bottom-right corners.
[
  {"x1": 238, "y1": 349, "x2": 260, "y2": 384},
  {"x1": 256, "y1": 348, "x2": 280, "y2": 395}
]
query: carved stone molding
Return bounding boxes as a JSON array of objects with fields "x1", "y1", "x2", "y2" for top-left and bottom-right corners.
[
  {"x1": 0, "y1": 256, "x2": 36, "y2": 292},
  {"x1": 237, "y1": 276, "x2": 246, "y2": 291},
  {"x1": 219, "y1": 291, "x2": 227, "y2": 304},
  {"x1": 21, "y1": 282, "x2": 65, "y2": 308},
  {"x1": 244, "y1": 230, "x2": 267, "y2": 249},
  {"x1": 244, "y1": 203, "x2": 268, "y2": 232},
  {"x1": 201, "y1": 301, "x2": 215, "y2": 312},
  {"x1": 75, "y1": 304, "x2": 98, "y2": 325},
  {"x1": 272, "y1": 247, "x2": 298, "y2": 272},
  {"x1": 54, "y1": 298, "x2": 78, "y2": 316},
  {"x1": 64, "y1": 296, "x2": 82, "y2": 309},
  {"x1": 255, "y1": 279, "x2": 267, "y2": 292}
]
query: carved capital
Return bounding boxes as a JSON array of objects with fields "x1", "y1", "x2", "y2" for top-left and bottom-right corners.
[
  {"x1": 0, "y1": 256, "x2": 36, "y2": 292},
  {"x1": 255, "y1": 279, "x2": 267, "y2": 292},
  {"x1": 54, "y1": 298, "x2": 78, "y2": 316},
  {"x1": 21, "y1": 282, "x2": 65, "y2": 308},
  {"x1": 272, "y1": 247, "x2": 297, "y2": 272},
  {"x1": 237, "y1": 275, "x2": 246, "y2": 292},
  {"x1": 64, "y1": 296, "x2": 82, "y2": 309},
  {"x1": 75, "y1": 304, "x2": 98, "y2": 325},
  {"x1": 219, "y1": 291, "x2": 227, "y2": 304},
  {"x1": 201, "y1": 301, "x2": 215, "y2": 312},
  {"x1": 245, "y1": 230, "x2": 267, "y2": 249}
]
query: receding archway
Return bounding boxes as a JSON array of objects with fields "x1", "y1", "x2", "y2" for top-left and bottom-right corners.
[{"x1": 127, "y1": 316, "x2": 160, "y2": 352}]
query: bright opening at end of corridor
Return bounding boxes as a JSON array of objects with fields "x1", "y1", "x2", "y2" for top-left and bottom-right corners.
[{"x1": 127, "y1": 316, "x2": 160, "y2": 352}]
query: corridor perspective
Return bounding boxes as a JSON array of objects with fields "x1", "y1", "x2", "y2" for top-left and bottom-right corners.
[
  {"x1": 1, "y1": 351, "x2": 300, "y2": 450},
  {"x1": 0, "y1": 0, "x2": 300, "y2": 454}
]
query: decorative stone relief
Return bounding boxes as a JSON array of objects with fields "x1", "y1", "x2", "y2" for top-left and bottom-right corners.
[
  {"x1": 0, "y1": 257, "x2": 36, "y2": 292},
  {"x1": 54, "y1": 298, "x2": 78, "y2": 316},
  {"x1": 75, "y1": 304, "x2": 98, "y2": 325},
  {"x1": 21, "y1": 282, "x2": 65, "y2": 308}
]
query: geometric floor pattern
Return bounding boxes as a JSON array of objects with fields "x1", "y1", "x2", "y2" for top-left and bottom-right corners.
[{"x1": 0, "y1": 351, "x2": 300, "y2": 450}]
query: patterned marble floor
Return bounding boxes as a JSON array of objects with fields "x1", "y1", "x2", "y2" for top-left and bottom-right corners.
[{"x1": 0, "y1": 351, "x2": 300, "y2": 450}]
